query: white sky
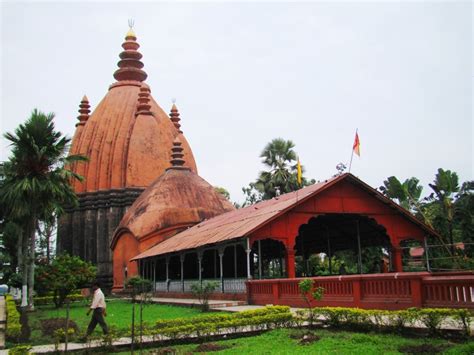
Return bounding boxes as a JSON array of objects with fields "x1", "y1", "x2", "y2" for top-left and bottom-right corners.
[{"x1": 1, "y1": 1, "x2": 472, "y2": 204}]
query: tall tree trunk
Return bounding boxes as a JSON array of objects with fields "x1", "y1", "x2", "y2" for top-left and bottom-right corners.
[
  {"x1": 27, "y1": 218, "x2": 37, "y2": 310},
  {"x1": 46, "y1": 222, "x2": 52, "y2": 263},
  {"x1": 17, "y1": 228, "x2": 28, "y2": 308}
]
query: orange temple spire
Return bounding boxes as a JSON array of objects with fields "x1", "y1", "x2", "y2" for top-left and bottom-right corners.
[
  {"x1": 169, "y1": 102, "x2": 182, "y2": 133},
  {"x1": 76, "y1": 95, "x2": 90, "y2": 126},
  {"x1": 113, "y1": 24, "x2": 147, "y2": 82}
]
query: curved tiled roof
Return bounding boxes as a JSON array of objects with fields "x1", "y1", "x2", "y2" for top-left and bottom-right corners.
[
  {"x1": 69, "y1": 31, "x2": 197, "y2": 193},
  {"x1": 112, "y1": 167, "x2": 235, "y2": 244}
]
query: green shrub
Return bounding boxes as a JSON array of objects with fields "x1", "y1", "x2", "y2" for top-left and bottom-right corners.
[
  {"x1": 5, "y1": 295, "x2": 21, "y2": 341},
  {"x1": 7, "y1": 345, "x2": 31, "y2": 355},
  {"x1": 307, "y1": 306, "x2": 472, "y2": 336},
  {"x1": 453, "y1": 309, "x2": 472, "y2": 338},
  {"x1": 190, "y1": 281, "x2": 219, "y2": 312},
  {"x1": 417, "y1": 308, "x2": 452, "y2": 336},
  {"x1": 150, "y1": 306, "x2": 292, "y2": 339},
  {"x1": 32, "y1": 293, "x2": 85, "y2": 306}
]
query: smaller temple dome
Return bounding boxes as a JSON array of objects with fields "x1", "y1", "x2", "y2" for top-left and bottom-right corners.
[{"x1": 114, "y1": 142, "x2": 235, "y2": 242}]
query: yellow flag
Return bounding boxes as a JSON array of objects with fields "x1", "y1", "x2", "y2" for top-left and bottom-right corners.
[{"x1": 297, "y1": 158, "x2": 302, "y2": 186}]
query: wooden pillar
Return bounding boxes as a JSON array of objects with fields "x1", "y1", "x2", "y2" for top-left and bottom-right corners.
[
  {"x1": 424, "y1": 236, "x2": 431, "y2": 272},
  {"x1": 218, "y1": 247, "x2": 225, "y2": 293},
  {"x1": 258, "y1": 240, "x2": 262, "y2": 279},
  {"x1": 327, "y1": 228, "x2": 332, "y2": 275},
  {"x1": 198, "y1": 251, "x2": 203, "y2": 285},
  {"x1": 165, "y1": 257, "x2": 170, "y2": 292},
  {"x1": 213, "y1": 249, "x2": 217, "y2": 278},
  {"x1": 234, "y1": 245, "x2": 238, "y2": 278},
  {"x1": 356, "y1": 220, "x2": 363, "y2": 274},
  {"x1": 180, "y1": 254, "x2": 185, "y2": 292},
  {"x1": 153, "y1": 259, "x2": 156, "y2": 291},
  {"x1": 286, "y1": 248, "x2": 296, "y2": 278},
  {"x1": 245, "y1": 238, "x2": 252, "y2": 279},
  {"x1": 393, "y1": 247, "x2": 403, "y2": 272}
]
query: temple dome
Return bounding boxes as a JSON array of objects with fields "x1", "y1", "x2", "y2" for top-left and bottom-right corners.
[
  {"x1": 69, "y1": 30, "x2": 197, "y2": 193},
  {"x1": 114, "y1": 161, "x2": 235, "y2": 242}
]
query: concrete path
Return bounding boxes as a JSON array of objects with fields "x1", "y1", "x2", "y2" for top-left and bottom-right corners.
[
  {"x1": 143, "y1": 296, "x2": 247, "y2": 309},
  {"x1": 0, "y1": 296, "x2": 5, "y2": 350}
]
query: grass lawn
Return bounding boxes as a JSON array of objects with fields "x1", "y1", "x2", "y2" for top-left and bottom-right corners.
[
  {"x1": 27, "y1": 299, "x2": 221, "y2": 345},
  {"x1": 117, "y1": 328, "x2": 474, "y2": 354}
]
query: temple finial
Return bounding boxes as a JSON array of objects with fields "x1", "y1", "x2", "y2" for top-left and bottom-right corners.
[
  {"x1": 126, "y1": 19, "x2": 136, "y2": 39},
  {"x1": 169, "y1": 101, "x2": 182, "y2": 133},
  {"x1": 113, "y1": 22, "x2": 147, "y2": 82},
  {"x1": 136, "y1": 83, "x2": 153, "y2": 116},
  {"x1": 76, "y1": 95, "x2": 90, "y2": 126},
  {"x1": 166, "y1": 137, "x2": 190, "y2": 171}
]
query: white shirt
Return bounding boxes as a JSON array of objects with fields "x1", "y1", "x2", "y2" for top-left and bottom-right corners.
[{"x1": 90, "y1": 288, "x2": 106, "y2": 309}]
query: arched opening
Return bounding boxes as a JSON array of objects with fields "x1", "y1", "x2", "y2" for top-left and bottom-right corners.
[
  {"x1": 251, "y1": 239, "x2": 286, "y2": 279},
  {"x1": 294, "y1": 214, "x2": 392, "y2": 276}
]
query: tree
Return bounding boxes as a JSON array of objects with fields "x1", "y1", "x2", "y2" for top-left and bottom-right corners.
[
  {"x1": 35, "y1": 254, "x2": 96, "y2": 308},
  {"x1": 379, "y1": 176, "x2": 426, "y2": 218},
  {"x1": 242, "y1": 138, "x2": 315, "y2": 205},
  {"x1": 428, "y1": 169, "x2": 460, "y2": 253},
  {"x1": 0, "y1": 109, "x2": 86, "y2": 308},
  {"x1": 214, "y1": 186, "x2": 231, "y2": 201}
]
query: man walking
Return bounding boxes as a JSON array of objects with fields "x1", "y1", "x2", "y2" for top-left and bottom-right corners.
[{"x1": 86, "y1": 282, "x2": 108, "y2": 337}]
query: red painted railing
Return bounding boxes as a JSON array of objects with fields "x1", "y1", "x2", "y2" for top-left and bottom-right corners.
[{"x1": 246, "y1": 272, "x2": 474, "y2": 310}]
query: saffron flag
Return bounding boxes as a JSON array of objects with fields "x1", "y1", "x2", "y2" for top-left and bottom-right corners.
[
  {"x1": 297, "y1": 158, "x2": 302, "y2": 186},
  {"x1": 353, "y1": 132, "x2": 360, "y2": 157}
]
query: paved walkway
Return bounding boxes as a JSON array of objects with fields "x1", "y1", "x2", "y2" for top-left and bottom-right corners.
[{"x1": 147, "y1": 297, "x2": 246, "y2": 309}]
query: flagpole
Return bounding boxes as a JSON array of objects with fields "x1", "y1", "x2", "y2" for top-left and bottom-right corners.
[{"x1": 349, "y1": 128, "x2": 357, "y2": 173}]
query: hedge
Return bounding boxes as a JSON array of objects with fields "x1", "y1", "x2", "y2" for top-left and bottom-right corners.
[
  {"x1": 32, "y1": 293, "x2": 86, "y2": 306},
  {"x1": 296, "y1": 307, "x2": 472, "y2": 337},
  {"x1": 5, "y1": 295, "x2": 21, "y2": 341},
  {"x1": 134, "y1": 306, "x2": 293, "y2": 340}
]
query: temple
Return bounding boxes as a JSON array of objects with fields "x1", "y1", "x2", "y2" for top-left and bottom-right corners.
[
  {"x1": 59, "y1": 27, "x2": 474, "y2": 310},
  {"x1": 57, "y1": 27, "x2": 197, "y2": 286}
]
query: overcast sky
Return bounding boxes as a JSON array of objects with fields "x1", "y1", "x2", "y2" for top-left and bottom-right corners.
[{"x1": 1, "y1": 1, "x2": 472, "y2": 203}]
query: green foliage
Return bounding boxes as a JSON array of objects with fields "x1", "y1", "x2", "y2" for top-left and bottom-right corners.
[
  {"x1": 381, "y1": 169, "x2": 474, "y2": 271},
  {"x1": 125, "y1": 276, "x2": 153, "y2": 297},
  {"x1": 7, "y1": 345, "x2": 32, "y2": 355},
  {"x1": 31, "y1": 293, "x2": 85, "y2": 306},
  {"x1": 1, "y1": 109, "x2": 87, "y2": 308},
  {"x1": 34, "y1": 254, "x2": 96, "y2": 308},
  {"x1": 298, "y1": 279, "x2": 324, "y2": 327},
  {"x1": 190, "y1": 280, "x2": 219, "y2": 312},
  {"x1": 380, "y1": 176, "x2": 423, "y2": 213},
  {"x1": 303, "y1": 307, "x2": 472, "y2": 337},
  {"x1": 5, "y1": 295, "x2": 21, "y2": 341},
  {"x1": 214, "y1": 186, "x2": 231, "y2": 201},
  {"x1": 150, "y1": 306, "x2": 292, "y2": 339}
]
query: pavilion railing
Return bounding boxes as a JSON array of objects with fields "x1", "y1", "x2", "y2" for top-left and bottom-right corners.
[
  {"x1": 154, "y1": 278, "x2": 247, "y2": 294},
  {"x1": 247, "y1": 272, "x2": 474, "y2": 310}
]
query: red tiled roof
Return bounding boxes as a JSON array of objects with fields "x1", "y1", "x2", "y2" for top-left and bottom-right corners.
[{"x1": 132, "y1": 173, "x2": 439, "y2": 260}]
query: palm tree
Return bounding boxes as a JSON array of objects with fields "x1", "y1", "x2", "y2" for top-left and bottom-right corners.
[
  {"x1": 254, "y1": 138, "x2": 313, "y2": 199},
  {"x1": 379, "y1": 176, "x2": 424, "y2": 215},
  {"x1": 428, "y1": 169, "x2": 460, "y2": 254},
  {"x1": 1, "y1": 109, "x2": 86, "y2": 309}
]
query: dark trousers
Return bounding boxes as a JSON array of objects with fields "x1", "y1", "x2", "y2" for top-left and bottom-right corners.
[{"x1": 86, "y1": 308, "x2": 108, "y2": 335}]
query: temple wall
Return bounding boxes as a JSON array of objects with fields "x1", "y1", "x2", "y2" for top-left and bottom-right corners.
[{"x1": 57, "y1": 188, "x2": 144, "y2": 288}]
